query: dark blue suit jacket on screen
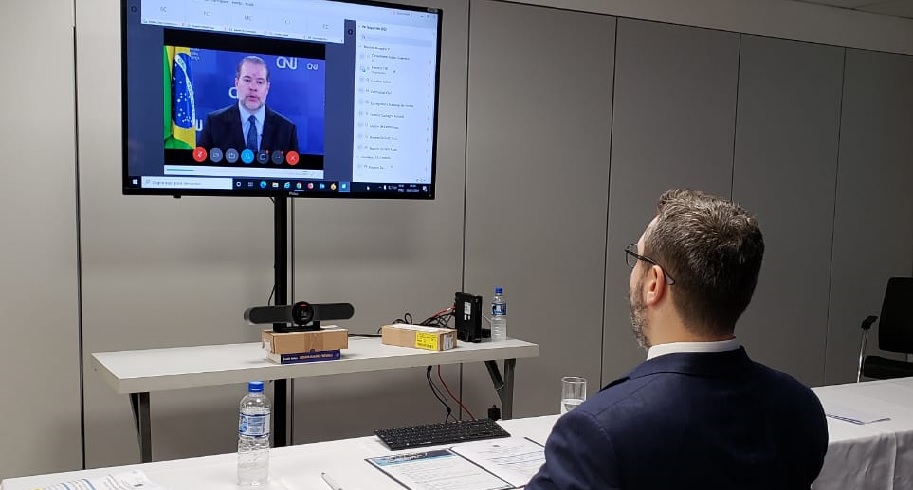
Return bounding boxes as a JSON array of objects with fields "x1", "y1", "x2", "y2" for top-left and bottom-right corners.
[
  {"x1": 198, "y1": 104, "x2": 299, "y2": 154},
  {"x1": 526, "y1": 348, "x2": 828, "y2": 490}
]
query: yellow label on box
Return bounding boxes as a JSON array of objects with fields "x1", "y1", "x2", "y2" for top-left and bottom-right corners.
[{"x1": 415, "y1": 331, "x2": 439, "y2": 351}]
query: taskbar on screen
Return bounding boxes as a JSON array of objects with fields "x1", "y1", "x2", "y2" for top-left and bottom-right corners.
[{"x1": 126, "y1": 176, "x2": 432, "y2": 196}]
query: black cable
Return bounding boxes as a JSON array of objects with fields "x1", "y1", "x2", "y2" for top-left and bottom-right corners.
[
  {"x1": 389, "y1": 307, "x2": 459, "y2": 422},
  {"x1": 393, "y1": 312, "x2": 414, "y2": 325},
  {"x1": 438, "y1": 366, "x2": 476, "y2": 420},
  {"x1": 427, "y1": 366, "x2": 452, "y2": 420},
  {"x1": 417, "y1": 307, "x2": 454, "y2": 329},
  {"x1": 392, "y1": 308, "x2": 454, "y2": 328},
  {"x1": 348, "y1": 333, "x2": 382, "y2": 338},
  {"x1": 266, "y1": 285, "x2": 275, "y2": 306},
  {"x1": 427, "y1": 366, "x2": 455, "y2": 422},
  {"x1": 420, "y1": 312, "x2": 453, "y2": 329}
]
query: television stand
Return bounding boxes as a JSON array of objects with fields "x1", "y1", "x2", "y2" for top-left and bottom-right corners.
[{"x1": 272, "y1": 196, "x2": 290, "y2": 447}]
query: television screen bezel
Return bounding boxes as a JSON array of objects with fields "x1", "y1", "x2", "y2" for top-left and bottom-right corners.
[{"x1": 120, "y1": 0, "x2": 443, "y2": 200}]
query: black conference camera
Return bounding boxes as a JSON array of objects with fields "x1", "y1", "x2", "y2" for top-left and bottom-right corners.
[{"x1": 244, "y1": 301, "x2": 355, "y2": 333}]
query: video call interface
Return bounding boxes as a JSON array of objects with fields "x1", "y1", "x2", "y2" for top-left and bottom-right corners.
[{"x1": 123, "y1": 0, "x2": 441, "y2": 197}]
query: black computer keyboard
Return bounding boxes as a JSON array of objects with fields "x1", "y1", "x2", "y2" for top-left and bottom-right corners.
[{"x1": 375, "y1": 418, "x2": 511, "y2": 450}]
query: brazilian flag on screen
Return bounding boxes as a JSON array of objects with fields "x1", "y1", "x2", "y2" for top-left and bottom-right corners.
[{"x1": 163, "y1": 46, "x2": 196, "y2": 149}]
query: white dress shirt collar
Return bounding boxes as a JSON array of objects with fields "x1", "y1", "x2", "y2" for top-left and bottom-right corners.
[
  {"x1": 238, "y1": 102, "x2": 266, "y2": 127},
  {"x1": 646, "y1": 338, "x2": 741, "y2": 360}
]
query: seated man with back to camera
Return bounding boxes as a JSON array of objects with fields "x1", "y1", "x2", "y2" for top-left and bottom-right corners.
[{"x1": 526, "y1": 189, "x2": 829, "y2": 490}]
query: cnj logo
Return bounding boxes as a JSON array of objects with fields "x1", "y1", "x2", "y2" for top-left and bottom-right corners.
[
  {"x1": 277, "y1": 57, "x2": 321, "y2": 71},
  {"x1": 276, "y1": 57, "x2": 298, "y2": 70}
]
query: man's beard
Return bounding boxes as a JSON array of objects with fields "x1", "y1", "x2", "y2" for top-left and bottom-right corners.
[{"x1": 629, "y1": 279, "x2": 650, "y2": 349}]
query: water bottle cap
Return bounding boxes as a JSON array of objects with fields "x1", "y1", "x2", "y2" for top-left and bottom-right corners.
[
  {"x1": 248, "y1": 381, "x2": 264, "y2": 393},
  {"x1": 495, "y1": 287, "x2": 503, "y2": 294}
]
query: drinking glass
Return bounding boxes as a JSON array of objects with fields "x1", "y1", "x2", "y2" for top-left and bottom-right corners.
[{"x1": 560, "y1": 376, "x2": 587, "y2": 414}]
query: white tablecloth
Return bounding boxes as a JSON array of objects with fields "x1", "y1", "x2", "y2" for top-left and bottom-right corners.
[
  {"x1": 5, "y1": 379, "x2": 913, "y2": 490},
  {"x1": 813, "y1": 377, "x2": 913, "y2": 489}
]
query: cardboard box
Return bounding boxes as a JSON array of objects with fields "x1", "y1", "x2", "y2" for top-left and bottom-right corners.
[
  {"x1": 381, "y1": 324, "x2": 457, "y2": 352},
  {"x1": 261, "y1": 326, "x2": 349, "y2": 355}
]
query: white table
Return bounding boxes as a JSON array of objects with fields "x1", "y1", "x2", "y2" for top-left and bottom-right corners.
[
  {"x1": 812, "y1": 377, "x2": 913, "y2": 489},
  {"x1": 0, "y1": 415, "x2": 557, "y2": 490},
  {"x1": 91, "y1": 337, "x2": 539, "y2": 463},
  {"x1": 11, "y1": 377, "x2": 909, "y2": 490}
]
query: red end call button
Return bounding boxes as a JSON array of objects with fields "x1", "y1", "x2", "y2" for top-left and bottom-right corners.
[{"x1": 285, "y1": 151, "x2": 300, "y2": 166}]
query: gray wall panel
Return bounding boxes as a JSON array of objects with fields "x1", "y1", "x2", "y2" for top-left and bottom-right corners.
[
  {"x1": 731, "y1": 36, "x2": 844, "y2": 387},
  {"x1": 825, "y1": 49, "x2": 913, "y2": 384},
  {"x1": 603, "y1": 19, "x2": 740, "y2": 383},
  {"x1": 0, "y1": 0, "x2": 82, "y2": 479},
  {"x1": 464, "y1": 0, "x2": 615, "y2": 416}
]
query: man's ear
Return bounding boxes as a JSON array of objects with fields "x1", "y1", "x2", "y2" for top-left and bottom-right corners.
[{"x1": 643, "y1": 265, "x2": 667, "y2": 306}]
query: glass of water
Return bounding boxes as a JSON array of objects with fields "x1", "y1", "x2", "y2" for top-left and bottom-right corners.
[{"x1": 560, "y1": 376, "x2": 587, "y2": 414}]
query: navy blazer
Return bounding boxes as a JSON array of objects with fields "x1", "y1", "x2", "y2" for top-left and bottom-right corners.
[
  {"x1": 198, "y1": 104, "x2": 299, "y2": 154},
  {"x1": 527, "y1": 348, "x2": 828, "y2": 490}
]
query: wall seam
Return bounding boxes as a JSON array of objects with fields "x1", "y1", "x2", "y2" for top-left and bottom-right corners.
[
  {"x1": 730, "y1": 34, "x2": 743, "y2": 202},
  {"x1": 822, "y1": 48, "x2": 849, "y2": 386},
  {"x1": 459, "y1": 0, "x2": 474, "y2": 420},
  {"x1": 72, "y1": 1, "x2": 87, "y2": 469},
  {"x1": 599, "y1": 18, "x2": 621, "y2": 388}
]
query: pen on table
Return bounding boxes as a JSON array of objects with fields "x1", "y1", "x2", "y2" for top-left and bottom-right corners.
[{"x1": 321, "y1": 472, "x2": 344, "y2": 490}]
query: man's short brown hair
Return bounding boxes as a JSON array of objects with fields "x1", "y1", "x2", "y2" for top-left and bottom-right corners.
[
  {"x1": 236, "y1": 56, "x2": 270, "y2": 81},
  {"x1": 644, "y1": 189, "x2": 764, "y2": 336}
]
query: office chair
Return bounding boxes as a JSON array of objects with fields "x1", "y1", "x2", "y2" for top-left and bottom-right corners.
[{"x1": 857, "y1": 277, "x2": 913, "y2": 382}]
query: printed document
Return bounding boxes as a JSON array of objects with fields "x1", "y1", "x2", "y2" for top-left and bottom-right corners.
[
  {"x1": 31, "y1": 470, "x2": 169, "y2": 490},
  {"x1": 824, "y1": 402, "x2": 891, "y2": 425},
  {"x1": 450, "y1": 437, "x2": 545, "y2": 488},
  {"x1": 367, "y1": 449, "x2": 512, "y2": 490}
]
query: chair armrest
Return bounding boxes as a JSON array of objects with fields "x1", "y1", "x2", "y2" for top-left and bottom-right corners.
[{"x1": 858, "y1": 316, "x2": 878, "y2": 383}]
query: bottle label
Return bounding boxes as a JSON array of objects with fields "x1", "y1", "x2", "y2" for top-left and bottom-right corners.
[
  {"x1": 492, "y1": 303, "x2": 507, "y2": 316},
  {"x1": 239, "y1": 412, "x2": 270, "y2": 437}
]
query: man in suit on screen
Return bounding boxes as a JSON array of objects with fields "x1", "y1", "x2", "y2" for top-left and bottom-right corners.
[
  {"x1": 526, "y1": 189, "x2": 829, "y2": 490},
  {"x1": 198, "y1": 55, "x2": 299, "y2": 155}
]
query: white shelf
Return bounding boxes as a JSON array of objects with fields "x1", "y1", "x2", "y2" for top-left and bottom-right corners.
[{"x1": 92, "y1": 337, "x2": 540, "y2": 394}]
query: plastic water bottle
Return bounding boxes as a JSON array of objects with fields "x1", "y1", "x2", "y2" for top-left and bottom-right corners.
[
  {"x1": 491, "y1": 287, "x2": 507, "y2": 341},
  {"x1": 238, "y1": 381, "x2": 271, "y2": 486}
]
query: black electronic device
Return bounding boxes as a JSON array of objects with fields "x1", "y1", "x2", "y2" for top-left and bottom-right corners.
[
  {"x1": 121, "y1": 0, "x2": 442, "y2": 199},
  {"x1": 454, "y1": 292, "x2": 483, "y2": 343},
  {"x1": 374, "y1": 418, "x2": 511, "y2": 451},
  {"x1": 244, "y1": 301, "x2": 354, "y2": 333}
]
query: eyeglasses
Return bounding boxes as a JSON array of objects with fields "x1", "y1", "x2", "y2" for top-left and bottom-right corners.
[{"x1": 625, "y1": 243, "x2": 676, "y2": 285}]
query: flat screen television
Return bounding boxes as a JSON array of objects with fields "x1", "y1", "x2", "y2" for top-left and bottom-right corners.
[{"x1": 121, "y1": 0, "x2": 442, "y2": 199}]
